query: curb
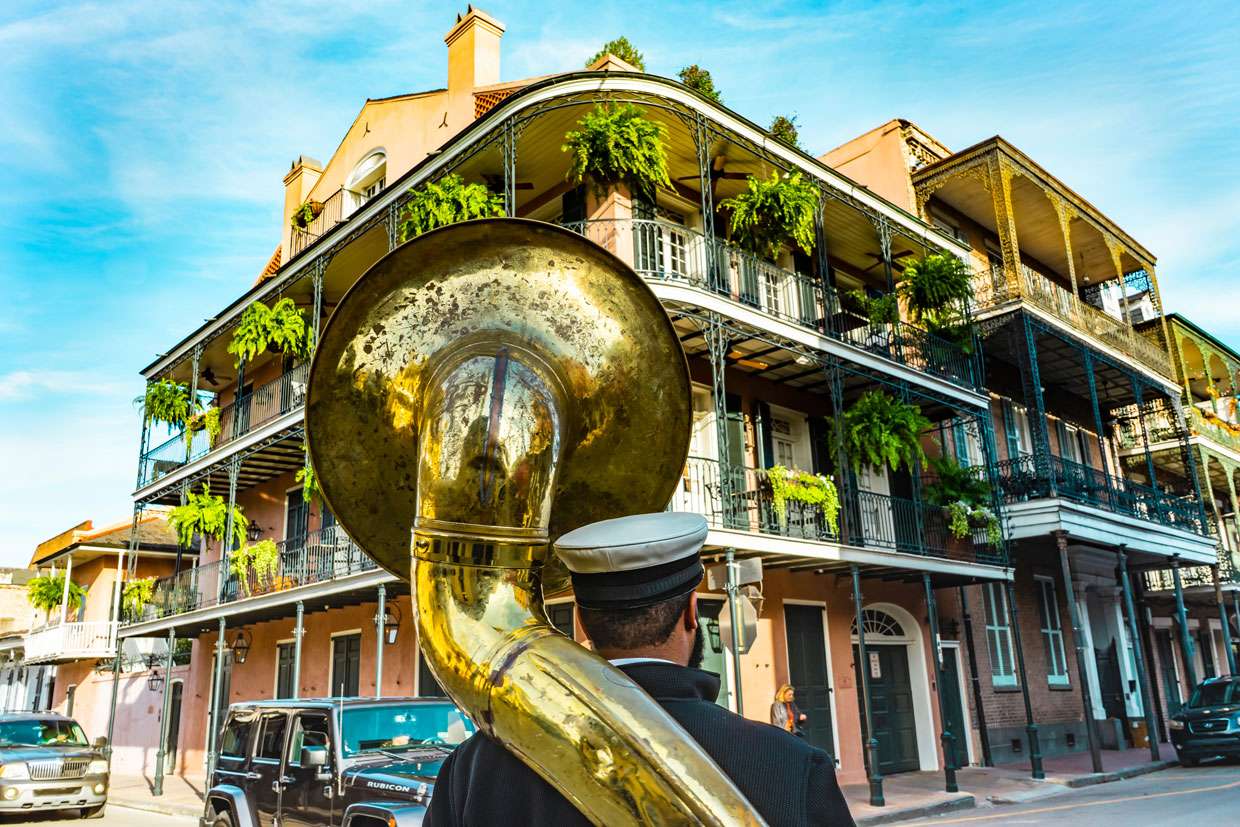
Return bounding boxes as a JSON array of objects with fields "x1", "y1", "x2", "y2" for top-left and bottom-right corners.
[
  {"x1": 1058, "y1": 760, "x2": 1178, "y2": 789},
  {"x1": 855, "y1": 793, "x2": 975, "y2": 826},
  {"x1": 110, "y1": 797, "x2": 203, "y2": 819}
]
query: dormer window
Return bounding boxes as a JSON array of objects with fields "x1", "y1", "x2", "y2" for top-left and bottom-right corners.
[{"x1": 345, "y1": 149, "x2": 387, "y2": 216}]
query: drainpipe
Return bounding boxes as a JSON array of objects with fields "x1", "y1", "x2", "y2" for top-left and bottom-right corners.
[
  {"x1": 724, "y1": 548, "x2": 745, "y2": 716},
  {"x1": 292, "y1": 601, "x2": 304, "y2": 700},
  {"x1": 207, "y1": 617, "x2": 226, "y2": 779},
  {"x1": 851, "y1": 565, "x2": 884, "y2": 807},
  {"x1": 1118, "y1": 547, "x2": 1160, "y2": 761},
  {"x1": 153, "y1": 628, "x2": 176, "y2": 795},
  {"x1": 958, "y1": 587, "x2": 993, "y2": 766},
  {"x1": 374, "y1": 584, "x2": 386, "y2": 698},
  {"x1": 923, "y1": 574, "x2": 958, "y2": 792}
]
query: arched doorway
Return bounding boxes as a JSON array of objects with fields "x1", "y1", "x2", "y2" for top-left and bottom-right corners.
[{"x1": 851, "y1": 604, "x2": 937, "y2": 774}]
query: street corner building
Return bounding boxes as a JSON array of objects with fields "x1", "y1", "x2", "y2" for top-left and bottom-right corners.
[{"x1": 22, "y1": 7, "x2": 1233, "y2": 813}]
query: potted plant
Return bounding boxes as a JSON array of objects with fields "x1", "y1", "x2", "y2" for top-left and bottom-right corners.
[
  {"x1": 229, "y1": 539, "x2": 281, "y2": 597},
  {"x1": 139, "y1": 379, "x2": 194, "y2": 429},
  {"x1": 719, "y1": 171, "x2": 818, "y2": 261},
  {"x1": 397, "y1": 173, "x2": 505, "y2": 243},
  {"x1": 764, "y1": 466, "x2": 840, "y2": 534},
  {"x1": 840, "y1": 390, "x2": 931, "y2": 473},
  {"x1": 898, "y1": 253, "x2": 974, "y2": 322},
  {"x1": 290, "y1": 200, "x2": 323, "y2": 231},
  {"x1": 846, "y1": 290, "x2": 900, "y2": 326},
  {"x1": 185, "y1": 406, "x2": 222, "y2": 449},
  {"x1": 122, "y1": 577, "x2": 157, "y2": 621},
  {"x1": 295, "y1": 462, "x2": 320, "y2": 504},
  {"x1": 562, "y1": 103, "x2": 671, "y2": 202},
  {"x1": 168, "y1": 484, "x2": 248, "y2": 549},
  {"x1": 26, "y1": 574, "x2": 85, "y2": 617},
  {"x1": 924, "y1": 456, "x2": 1001, "y2": 545},
  {"x1": 227, "y1": 297, "x2": 313, "y2": 365}
]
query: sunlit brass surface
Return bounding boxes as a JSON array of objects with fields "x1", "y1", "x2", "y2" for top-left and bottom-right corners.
[{"x1": 307, "y1": 219, "x2": 765, "y2": 825}]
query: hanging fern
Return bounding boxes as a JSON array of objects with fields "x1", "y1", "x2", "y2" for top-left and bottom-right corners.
[
  {"x1": 847, "y1": 290, "x2": 900, "y2": 325},
  {"x1": 229, "y1": 539, "x2": 281, "y2": 597},
  {"x1": 719, "y1": 171, "x2": 818, "y2": 261},
  {"x1": 295, "y1": 462, "x2": 320, "y2": 504},
  {"x1": 290, "y1": 201, "x2": 321, "y2": 230},
  {"x1": 562, "y1": 103, "x2": 671, "y2": 201},
  {"x1": 26, "y1": 575, "x2": 85, "y2": 614},
  {"x1": 397, "y1": 174, "x2": 504, "y2": 243},
  {"x1": 924, "y1": 455, "x2": 991, "y2": 509},
  {"x1": 122, "y1": 577, "x2": 156, "y2": 620},
  {"x1": 898, "y1": 254, "x2": 974, "y2": 323},
  {"x1": 186, "y1": 406, "x2": 222, "y2": 448},
  {"x1": 139, "y1": 379, "x2": 194, "y2": 429},
  {"x1": 228, "y1": 298, "x2": 313, "y2": 366},
  {"x1": 766, "y1": 466, "x2": 839, "y2": 533},
  {"x1": 168, "y1": 484, "x2": 248, "y2": 549},
  {"x1": 840, "y1": 390, "x2": 931, "y2": 473}
]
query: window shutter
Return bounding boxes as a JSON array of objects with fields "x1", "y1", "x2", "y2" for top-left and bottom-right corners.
[
  {"x1": 1002, "y1": 400, "x2": 1020, "y2": 459},
  {"x1": 755, "y1": 401, "x2": 775, "y2": 469}
]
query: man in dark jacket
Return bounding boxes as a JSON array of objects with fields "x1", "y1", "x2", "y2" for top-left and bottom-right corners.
[{"x1": 427, "y1": 512, "x2": 855, "y2": 826}]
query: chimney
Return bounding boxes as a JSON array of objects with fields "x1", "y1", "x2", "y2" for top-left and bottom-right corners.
[
  {"x1": 282, "y1": 155, "x2": 323, "y2": 254},
  {"x1": 445, "y1": 5, "x2": 505, "y2": 92}
]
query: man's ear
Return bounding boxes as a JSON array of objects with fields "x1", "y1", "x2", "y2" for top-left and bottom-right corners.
[{"x1": 685, "y1": 591, "x2": 699, "y2": 631}]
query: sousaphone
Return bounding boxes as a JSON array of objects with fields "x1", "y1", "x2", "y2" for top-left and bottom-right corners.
[{"x1": 307, "y1": 219, "x2": 764, "y2": 825}]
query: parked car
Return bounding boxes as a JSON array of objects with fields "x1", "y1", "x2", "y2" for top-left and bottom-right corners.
[
  {"x1": 202, "y1": 697, "x2": 476, "y2": 827},
  {"x1": 0, "y1": 711, "x2": 110, "y2": 818},
  {"x1": 1169, "y1": 674, "x2": 1240, "y2": 765}
]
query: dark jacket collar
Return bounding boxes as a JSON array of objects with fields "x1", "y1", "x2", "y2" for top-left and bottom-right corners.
[{"x1": 617, "y1": 661, "x2": 721, "y2": 703}]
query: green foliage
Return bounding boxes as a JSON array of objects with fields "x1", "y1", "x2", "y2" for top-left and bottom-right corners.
[
  {"x1": 924, "y1": 455, "x2": 991, "y2": 508},
  {"x1": 26, "y1": 575, "x2": 85, "y2": 614},
  {"x1": 290, "y1": 201, "x2": 318, "y2": 230},
  {"x1": 767, "y1": 466, "x2": 839, "y2": 534},
  {"x1": 140, "y1": 379, "x2": 194, "y2": 429},
  {"x1": 898, "y1": 254, "x2": 974, "y2": 323},
  {"x1": 847, "y1": 289, "x2": 900, "y2": 325},
  {"x1": 295, "y1": 462, "x2": 320, "y2": 504},
  {"x1": 678, "y1": 65, "x2": 721, "y2": 102},
  {"x1": 397, "y1": 174, "x2": 505, "y2": 243},
  {"x1": 769, "y1": 114, "x2": 800, "y2": 148},
  {"x1": 228, "y1": 298, "x2": 313, "y2": 366},
  {"x1": 169, "y1": 485, "x2": 248, "y2": 549},
  {"x1": 122, "y1": 577, "x2": 156, "y2": 620},
  {"x1": 944, "y1": 500, "x2": 1001, "y2": 545},
  {"x1": 229, "y1": 539, "x2": 280, "y2": 597},
  {"x1": 840, "y1": 390, "x2": 931, "y2": 473},
  {"x1": 562, "y1": 104, "x2": 671, "y2": 201},
  {"x1": 719, "y1": 172, "x2": 818, "y2": 260},
  {"x1": 587, "y1": 36, "x2": 645, "y2": 70},
  {"x1": 924, "y1": 313, "x2": 977, "y2": 355},
  {"x1": 187, "y1": 406, "x2": 222, "y2": 448}
]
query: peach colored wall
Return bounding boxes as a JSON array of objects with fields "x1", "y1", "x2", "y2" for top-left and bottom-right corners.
[{"x1": 821, "y1": 122, "x2": 918, "y2": 213}]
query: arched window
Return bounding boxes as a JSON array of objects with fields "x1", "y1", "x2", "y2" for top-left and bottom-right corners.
[
  {"x1": 345, "y1": 149, "x2": 387, "y2": 216},
  {"x1": 850, "y1": 608, "x2": 906, "y2": 639}
]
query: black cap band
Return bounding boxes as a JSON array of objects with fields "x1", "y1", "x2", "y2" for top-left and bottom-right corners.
[{"x1": 570, "y1": 552, "x2": 704, "y2": 610}]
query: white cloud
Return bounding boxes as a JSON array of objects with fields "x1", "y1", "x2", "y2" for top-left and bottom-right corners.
[{"x1": 0, "y1": 370, "x2": 132, "y2": 401}]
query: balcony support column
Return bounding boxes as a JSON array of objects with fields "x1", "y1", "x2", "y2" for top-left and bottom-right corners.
[
  {"x1": 827, "y1": 360, "x2": 859, "y2": 545},
  {"x1": 1173, "y1": 399, "x2": 1209, "y2": 532},
  {"x1": 876, "y1": 216, "x2": 895, "y2": 294},
  {"x1": 293, "y1": 600, "x2": 304, "y2": 699},
  {"x1": 923, "y1": 575, "x2": 958, "y2": 792},
  {"x1": 59, "y1": 554, "x2": 73, "y2": 626},
  {"x1": 1131, "y1": 378, "x2": 1160, "y2": 491},
  {"x1": 851, "y1": 565, "x2": 884, "y2": 807},
  {"x1": 976, "y1": 412, "x2": 1007, "y2": 565},
  {"x1": 1004, "y1": 577, "x2": 1044, "y2": 779},
  {"x1": 186, "y1": 345, "x2": 201, "y2": 460},
  {"x1": 1118, "y1": 546, "x2": 1161, "y2": 761},
  {"x1": 207, "y1": 617, "x2": 227, "y2": 778},
  {"x1": 1083, "y1": 349, "x2": 1115, "y2": 506},
  {"x1": 136, "y1": 381, "x2": 153, "y2": 489},
  {"x1": 724, "y1": 548, "x2": 745, "y2": 716},
  {"x1": 374, "y1": 584, "x2": 386, "y2": 698},
  {"x1": 219, "y1": 458, "x2": 241, "y2": 603},
  {"x1": 153, "y1": 627, "x2": 176, "y2": 796},
  {"x1": 693, "y1": 114, "x2": 719, "y2": 291},
  {"x1": 1213, "y1": 565, "x2": 1237, "y2": 675},
  {"x1": 104, "y1": 508, "x2": 143, "y2": 764},
  {"x1": 1057, "y1": 531, "x2": 1104, "y2": 773},
  {"x1": 387, "y1": 202, "x2": 400, "y2": 251},
  {"x1": 1013, "y1": 315, "x2": 1053, "y2": 493},
  {"x1": 1171, "y1": 557, "x2": 1198, "y2": 690},
  {"x1": 1233, "y1": 591, "x2": 1240, "y2": 669},
  {"x1": 705, "y1": 314, "x2": 734, "y2": 526},
  {"x1": 230, "y1": 358, "x2": 247, "y2": 440},
  {"x1": 958, "y1": 587, "x2": 993, "y2": 766},
  {"x1": 986, "y1": 154, "x2": 1022, "y2": 295},
  {"x1": 502, "y1": 118, "x2": 518, "y2": 217}
]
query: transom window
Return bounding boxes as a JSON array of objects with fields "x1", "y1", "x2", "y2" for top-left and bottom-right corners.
[{"x1": 851, "y1": 609, "x2": 906, "y2": 639}]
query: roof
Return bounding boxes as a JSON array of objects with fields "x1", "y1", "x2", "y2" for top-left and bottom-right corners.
[
  {"x1": 253, "y1": 245, "x2": 283, "y2": 287},
  {"x1": 31, "y1": 513, "x2": 180, "y2": 566},
  {"x1": 1156, "y1": 313, "x2": 1240, "y2": 364}
]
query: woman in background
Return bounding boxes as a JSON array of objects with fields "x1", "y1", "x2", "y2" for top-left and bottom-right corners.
[{"x1": 771, "y1": 684, "x2": 807, "y2": 736}]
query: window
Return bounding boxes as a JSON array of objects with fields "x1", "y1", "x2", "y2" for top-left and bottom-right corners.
[
  {"x1": 256, "y1": 713, "x2": 287, "y2": 761},
  {"x1": 1035, "y1": 576, "x2": 1069, "y2": 686},
  {"x1": 287, "y1": 713, "x2": 330, "y2": 767},
  {"x1": 219, "y1": 715, "x2": 255, "y2": 759},
  {"x1": 1002, "y1": 401, "x2": 1032, "y2": 459},
  {"x1": 345, "y1": 149, "x2": 387, "y2": 217},
  {"x1": 982, "y1": 583, "x2": 1017, "y2": 687},
  {"x1": 276, "y1": 642, "x2": 295, "y2": 699},
  {"x1": 330, "y1": 634, "x2": 362, "y2": 697}
]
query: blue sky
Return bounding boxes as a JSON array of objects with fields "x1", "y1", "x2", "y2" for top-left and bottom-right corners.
[{"x1": 1, "y1": 0, "x2": 1238, "y2": 564}]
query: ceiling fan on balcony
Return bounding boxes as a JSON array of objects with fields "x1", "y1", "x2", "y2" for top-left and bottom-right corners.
[
  {"x1": 862, "y1": 249, "x2": 916, "y2": 274},
  {"x1": 675, "y1": 155, "x2": 750, "y2": 197},
  {"x1": 481, "y1": 174, "x2": 534, "y2": 192},
  {"x1": 200, "y1": 366, "x2": 233, "y2": 387}
]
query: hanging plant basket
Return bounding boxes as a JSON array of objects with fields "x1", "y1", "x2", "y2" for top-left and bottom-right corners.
[
  {"x1": 840, "y1": 390, "x2": 931, "y2": 473},
  {"x1": 291, "y1": 200, "x2": 324, "y2": 231},
  {"x1": 396, "y1": 173, "x2": 504, "y2": 243},
  {"x1": 169, "y1": 484, "x2": 248, "y2": 549},
  {"x1": 227, "y1": 297, "x2": 313, "y2": 366},
  {"x1": 719, "y1": 171, "x2": 818, "y2": 261},
  {"x1": 764, "y1": 466, "x2": 840, "y2": 534},
  {"x1": 562, "y1": 103, "x2": 671, "y2": 201}
]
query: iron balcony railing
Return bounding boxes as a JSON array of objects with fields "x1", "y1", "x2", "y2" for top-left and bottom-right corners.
[
  {"x1": 138, "y1": 362, "x2": 309, "y2": 489},
  {"x1": 1117, "y1": 402, "x2": 1240, "y2": 458},
  {"x1": 559, "y1": 218, "x2": 979, "y2": 390},
  {"x1": 972, "y1": 263, "x2": 1174, "y2": 379},
  {"x1": 124, "y1": 526, "x2": 375, "y2": 625},
  {"x1": 673, "y1": 456, "x2": 1002, "y2": 567},
  {"x1": 23, "y1": 621, "x2": 118, "y2": 664},
  {"x1": 289, "y1": 188, "x2": 345, "y2": 258},
  {"x1": 992, "y1": 454, "x2": 1207, "y2": 534}
]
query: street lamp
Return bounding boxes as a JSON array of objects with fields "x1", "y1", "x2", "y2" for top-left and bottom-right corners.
[
  {"x1": 381, "y1": 603, "x2": 402, "y2": 645},
  {"x1": 231, "y1": 628, "x2": 252, "y2": 664},
  {"x1": 246, "y1": 522, "x2": 262, "y2": 542}
]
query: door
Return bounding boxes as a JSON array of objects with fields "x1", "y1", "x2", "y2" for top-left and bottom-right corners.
[
  {"x1": 276, "y1": 643, "x2": 295, "y2": 699},
  {"x1": 939, "y1": 647, "x2": 970, "y2": 768},
  {"x1": 234, "y1": 381, "x2": 254, "y2": 436},
  {"x1": 252, "y1": 712, "x2": 288, "y2": 827},
  {"x1": 279, "y1": 712, "x2": 334, "y2": 827},
  {"x1": 166, "y1": 681, "x2": 183, "y2": 769},
  {"x1": 1155, "y1": 629, "x2": 1183, "y2": 716},
  {"x1": 214, "y1": 711, "x2": 256, "y2": 790},
  {"x1": 853, "y1": 644, "x2": 919, "y2": 774},
  {"x1": 208, "y1": 652, "x2": 234, "y2": 748},
  {"x1": 697, "y1": 599, "x2": 735, "y2": 711},
  {"x1": 330, "y1": 634, "x2": 361, "y2": 697},
  {"x1": 417, "y1": 651, "x2": 447, "y2": 698},
  {"x1": 783, "y1": 605, "x2": 835, "y2": 756}
]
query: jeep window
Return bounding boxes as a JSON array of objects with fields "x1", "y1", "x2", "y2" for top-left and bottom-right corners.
[
  {"x1": 256, "y1": 713, "x2": 288, "y2": 761},
  {"x1": 341, "y1": 703, "x2": 475, "y2": 757},
  {"x1": 287, "y1": 713, "x2": 331, "y2": 767},
  {"x1": 1187, "y1": 678, "x2": 1240, "y2": 708},
  {"x1": 219, "y1": 715, "x2": 255, "y2": 759},
  {"x1": 0, "y1": 719, "x2": 89, "y2": 747}
]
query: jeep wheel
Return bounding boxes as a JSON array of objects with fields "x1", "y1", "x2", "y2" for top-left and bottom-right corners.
[{"x1": 80, "y1": 804, "x2": 106, "y2": 819}]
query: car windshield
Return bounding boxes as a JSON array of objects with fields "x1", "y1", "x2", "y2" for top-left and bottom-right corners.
[
  {"x1": 1187, "y1": 680, "x2": 1240, "y2": 708},
  {"x1": 0, "y1": 719, "x2": 89, "y2": 748},
  {"x1": 341, "y1": 703, "x2": 475, "y2": 757}
]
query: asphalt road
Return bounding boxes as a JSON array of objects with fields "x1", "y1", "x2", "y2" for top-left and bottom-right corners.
[
  {"x1": 902, "y1": 762, "x2": 1240, "y2": 826},
  {"x1": 0, "y1": 804, "x2": 197, "y2": 826}
]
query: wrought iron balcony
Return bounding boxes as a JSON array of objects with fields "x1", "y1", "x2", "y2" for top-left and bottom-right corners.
[
  {"x1": 23, "y1": 621, "x2": 118, "y2": 664},
  {"x1": 560, "y1": 218, "x2": 979, "y2": 390},
  {"x1": 123, "y1": 526, "x2": 375, "y2": 625},
  {"x1": 138, "y1": 362, "x2": 309, "y2": 489},
  {"x1": 289, "y1": 188, "x2": 345, "y2": 258},
  {"x1": 972, "y1": 264, "x2": 1174, "y2": 379},
  {"x1": 993, "y1": 454, "x2": 1206, "y2": 534}
]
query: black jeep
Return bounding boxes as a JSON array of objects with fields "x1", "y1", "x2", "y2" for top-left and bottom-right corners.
[{"x1": 201, "y1": 697, "x2": 475, "y2": 827}]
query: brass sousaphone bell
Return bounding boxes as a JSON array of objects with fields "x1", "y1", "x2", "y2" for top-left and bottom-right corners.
[{"x1": 307, "y1": 219, "x2": 764, "y2": 825}]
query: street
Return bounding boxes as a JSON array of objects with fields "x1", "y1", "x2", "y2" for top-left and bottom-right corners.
[
  {"x1": 0, "y1": 805, "x2": 197, "y2": 827},
  {"x1": 901, "y1": 763, "x2": 1240, "y2": 825}
]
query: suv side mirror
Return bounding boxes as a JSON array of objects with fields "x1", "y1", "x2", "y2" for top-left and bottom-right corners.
[
  {"x1": 93, "y1": 736, "x2": 108, "y2": 749},
  {"x1": 301, "y1": 745, "x2": 328, "y2": 768}
]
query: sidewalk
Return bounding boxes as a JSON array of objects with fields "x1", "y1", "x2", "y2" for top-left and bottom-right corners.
[
  {"x1": 843, "y1": 747, "x2": 1176, "y2": 825},
  {"x1": 109, "y1": 772, "x2": 205, "y2": 819}
]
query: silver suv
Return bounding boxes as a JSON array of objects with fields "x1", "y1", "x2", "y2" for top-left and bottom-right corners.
[{"x1": 0, "y1": 712, "x2": 110, "y2": 818}]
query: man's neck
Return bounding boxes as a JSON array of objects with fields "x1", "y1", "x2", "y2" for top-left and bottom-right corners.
[{"x1": 594, "y1": 645, "x2": 687, "y2": 665}]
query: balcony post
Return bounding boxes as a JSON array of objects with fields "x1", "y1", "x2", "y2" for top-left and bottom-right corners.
[
  {"x1": 813, "y1": 188, "x2": 838, "y2": 331},
  {"x1": 218, "y1": 458, "x2": 241, "y2": 603},
  {"x1": 1118, "y1": 546, "x2": 1161, "y2": 761},
  {"x1": 1233, "y1": 591, "x2": 1240, "y2": 670},
  {"x1": 1170, "y1": 557, "x2": 1198, "y2": 690},
  {"x1": 1174, "y1": 401, "x2": 1209, "y2": 532},
  {"x1": 724, "y1": 548, "x2": 745, "y2": 716},
  {"x1": 1003, "y1": 577, "x2": 1044, "y2": 778},
  {"x1": 976, "y1": 412, "x2": 1007, "y2": 566},
  {"x1": 1082, "y1": 349, "x2": 1115, "y2": 507},
  {"x1": 827, "y1": 360, "x2": 859, "y2": 545},
  {"x1": 958, "y1": 587, "x2": 993, "y2": 766},
  {"x1": 104, "y1": 509, "x2": 143, "y2": 763},
  {"x1": 59, "y1": 554, "x2": 73, "y2": 626},
  {"x1": 153, "y1": 628, "x2": 176, "y2": 796},
  {"x1": 311, "y1": 261, "x2": 325, "y2": 346},
  {"x1": 230, "y1": 359, "x2": 247, "y2": 440},
  {"x1": 850, "y1": 565, "x2": 884, "y2": 806},
  {"x1": 693, "y1": 114, "x2": 719, "y2": 291},
  {"x1": 374, "y1": 584, "x2": 386, "y2": 698},
  {"x1": 1057, "y1": 531, "x2": 1104, "y2": 773},
  {"x1": 922, "y1": 575, "x2": 957, "y2": 792},
  {"x1": 186, "y1": 345, "x2": 201, "y2": 460},
  {"x1": 1013, "y1": 315, "x2": 1053, "y2": 494},
  {"x1": 502, "y1": 118, "x2": 518, "y2": 218},
  {"x1": 705, "y1": 315, "x2": 734, "y2": 526},
  {"x1": 207, "y1": 616, "x2": 226, "y2": 778},
  {"x1": 1213, "y1": 565, "x2": 1237, "y2": 675},
  {"x1": 1131, "y1": 378, "x2": 1160, "y2": 491},
  {"x1": 292, "y1": 600, "x2": 304, "y2": 700}
]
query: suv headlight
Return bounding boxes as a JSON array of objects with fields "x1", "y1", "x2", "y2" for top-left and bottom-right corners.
[
  {"x1": 87, "y1": 759, "x2": 108, "y2": 775},
  {"x1": 0, "y1": 763, "x2": 29, "y2": 779},
  {"x1": 1168, "y1": 719, "x2": 1185, "y2": 730}
]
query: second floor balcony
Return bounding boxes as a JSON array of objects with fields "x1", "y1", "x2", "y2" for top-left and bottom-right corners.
[{"x1": 23, "y1": 621, "x2": 118, "y2": 665}]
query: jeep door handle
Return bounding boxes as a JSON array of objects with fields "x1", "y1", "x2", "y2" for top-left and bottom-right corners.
[{"x1": 244, "y1": 772, "x2": 261, "y2": 781}]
